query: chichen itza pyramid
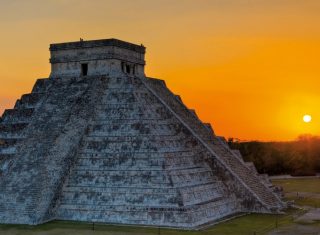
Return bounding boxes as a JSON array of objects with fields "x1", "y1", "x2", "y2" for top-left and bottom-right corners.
[{"x1": 0, "y1": 38, "x2": 285, "y2": 228}]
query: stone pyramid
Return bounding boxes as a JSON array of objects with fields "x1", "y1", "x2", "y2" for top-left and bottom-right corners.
[{"x1": 0, "y1": 39, "x2": 285, "y2": 228}]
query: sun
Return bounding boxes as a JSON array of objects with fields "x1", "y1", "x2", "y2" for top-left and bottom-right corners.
[{"x1": 303, "y1": 114, "x2": 312, "y2": 123}]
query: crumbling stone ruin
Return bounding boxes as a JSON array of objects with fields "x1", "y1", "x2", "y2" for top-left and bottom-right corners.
[{"x1": 0, "y1": 39, "x2": 285, "y2": 228}]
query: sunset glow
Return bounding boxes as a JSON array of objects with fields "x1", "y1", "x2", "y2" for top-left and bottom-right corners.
[
  {"x1": 303, "y1": 115, "x2": 312, "y2": 123},
  {"x1": 0, "y1": 0, "x2": 320, "y2": 141}
]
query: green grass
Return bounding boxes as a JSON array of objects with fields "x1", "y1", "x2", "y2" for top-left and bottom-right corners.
[
  {"x1": 0, "y1": 209, "x2": 302, "y2": 235},
  {"x1": 272, "y1": 178, "x2": 320, "y2": 208},
  {"x1": 204, "y1": 210, "x2": 299, "y2": 235},
  {"x1": 286, "y1": 196, "x2": 320, "y2": 208},
  {"x1": 272, "y1": 178, "x2": 320, "y2": 193}
]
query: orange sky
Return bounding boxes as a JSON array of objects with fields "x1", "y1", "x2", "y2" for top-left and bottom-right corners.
[{"x1": 0, "y1": 0, "x2": 319, "y2": 141}]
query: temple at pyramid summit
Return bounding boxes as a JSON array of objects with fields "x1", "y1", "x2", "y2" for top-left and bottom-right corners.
[{"x1": 0, "y1": 38, "x2": 286, "y2": 228}]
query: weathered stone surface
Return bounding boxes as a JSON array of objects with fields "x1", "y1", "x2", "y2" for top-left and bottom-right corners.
[
  {"x1": 0, "y1": 38, "x2": 285, "y2": 228},
  {"x1": 49, "y1": 39, "x2": 145, "y2": 78}
]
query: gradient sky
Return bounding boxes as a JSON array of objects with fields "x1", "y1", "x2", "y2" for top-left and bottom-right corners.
[{"x1": 0, "y1": 0, "x2": 319, "y2": 141}]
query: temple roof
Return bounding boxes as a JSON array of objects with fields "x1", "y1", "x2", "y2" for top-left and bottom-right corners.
[{"x1": 49, "y1": 38, "x2": 145, "y2": 53}]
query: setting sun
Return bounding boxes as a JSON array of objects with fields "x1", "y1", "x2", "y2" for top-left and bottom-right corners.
[{"x1": 303, "y1": 114, "x2": 312, "y2": 123}]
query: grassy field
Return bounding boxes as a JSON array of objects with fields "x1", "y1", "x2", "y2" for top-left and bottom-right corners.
[
  {"x1": 272, "y1": 178, "x2": 320, "y2": 208},
  {"x1": 0, "y1": 178, "x2": 319, "y2": 235},
  {"x1": 272, "y1": 178, "x2": 320, "y2": 194},
  {"x1": 0, "y1": 210, "x2": 301, "y2": 235}
]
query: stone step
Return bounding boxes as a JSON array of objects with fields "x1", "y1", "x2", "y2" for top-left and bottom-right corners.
[
  {"x1": 75, "y1": 158, "x2": 205, "y2": 170},
  {"x1": 81, "y1": 144, "x2": 203, "y2": 153},
  {"x1": 0, "y1": 147, "x2": 16, "y2": 155},
  {"x1": 66, "y1": 177, "x2": 217, "y2": 189},
  {"x1": 31, "y1": 78, "x2": 50, "y2": 93},
  {"x1": 78, "y1": 148, "x2": 205, "y2": 159},
  {"x1": 96, "y1": 102, "x2": 164, "y2": 109},
  {"x1": 0, "y1": 153, "x2": 15, "y2": 159},
  {"x1": 88, "y1": 122, "x2": 185, "y2": 136},
  {"x1": 84, "y1": 134, "x2": 190, "y2": 142},
  {"x1": 82, "y1": 137, "x2": 197, "y2": 151},
  {"x1": 14, "y1": 93, "x2": 44, "y2": 109},
  {"x1": 99, "y1": 92, "x2": 137, "y2": 103},
  {"x1": 63, "y1": 180, "x2": 220, "y2": 193},
  {"x1": 101, "y1": 76, "x2": 143, "y2": 87},
  {"x1": 89, "y1": 118, "x2": 177, "y2": 125},
  {"x1": 65, "y1": 173, "x2": 219, "y2": 188},
  {"x1": 62, "y1": 186, "x2": 178, "y2": 194},
  {"x1": 58, "y1": 203, "x2": 185, "y2": 212},
  {"x1": 0, "y1": 123, "x2": 28, "y2": 136},
  {"x1": 70, "y1": 166, "x2": 211, "y2": 176},
  {"x1": 182, "y1": 194, "x2": 223, "y2": 207},
  {"x1": 95, "y1": 105, "x2": 172, "y2": 120},
  {"x1": 1, "y1": 108, "x2": 34, "y2": 123},
  {"x1": 0, "y1": 138, "x2": 19, "y2": 147},
  {"x1": 0, "y1": 133, "x2": 26, "y2": 139},
  {"x1": 60, "y1": 191, "x2": 180, "y2": 207}
]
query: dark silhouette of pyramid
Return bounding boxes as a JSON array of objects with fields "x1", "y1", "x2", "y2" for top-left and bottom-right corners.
[{"x1": 0, "y1": 39, "x2": 285, "y2": 228}]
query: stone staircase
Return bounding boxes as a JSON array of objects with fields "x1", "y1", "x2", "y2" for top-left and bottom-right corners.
[{"x1": 144, "y1": 77, "x2": 284, "y2": 211}]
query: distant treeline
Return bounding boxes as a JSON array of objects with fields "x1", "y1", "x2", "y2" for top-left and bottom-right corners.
[{"x1": 228, "y1": 135, "x2": 320, "y2": 176}]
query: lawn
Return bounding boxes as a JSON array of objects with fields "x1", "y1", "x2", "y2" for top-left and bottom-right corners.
[
  {"x1": 0, "y1": 210, "x2": 301, "y2": 235},
  {"x1": 272, "y1": 178, "x2": 320, "y2": 194},
  {"x1": 0, "y1": 178, "x2": 319, "y2": 235},
  {"x1": 272, "y1": 178, "x2": 320, "y2": 208}
]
